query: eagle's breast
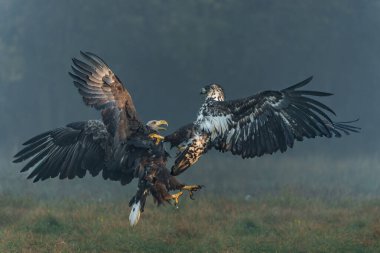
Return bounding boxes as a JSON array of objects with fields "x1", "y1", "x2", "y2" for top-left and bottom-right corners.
[{"x1": 195, "y1": 101, "x2": 232, "y2": 140}]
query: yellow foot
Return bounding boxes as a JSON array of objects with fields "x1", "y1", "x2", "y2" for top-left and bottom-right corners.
[
  {"x1": 165, "y1": 191, "x2": 183, "y2": 206},
  {"x1": 148, "y1": 133, "x2": 165, "y2": 145},
  {"x1": 182, "y1": 185, "x2": 203, "y2": 200}
]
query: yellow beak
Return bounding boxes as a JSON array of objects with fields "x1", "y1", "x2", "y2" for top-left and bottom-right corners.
[{"x1": 156, "y1": 120, "x2": 169, "y2": 131}]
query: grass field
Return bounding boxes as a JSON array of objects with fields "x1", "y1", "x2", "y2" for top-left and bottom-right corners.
[{"x1": 0, "y1": 193, "x2": 379, "y2": 253}]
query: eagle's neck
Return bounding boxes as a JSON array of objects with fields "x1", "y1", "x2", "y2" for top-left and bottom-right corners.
[
  {"x1": 196, "y1": 97, "x2": 221, "y2": 127},
  {"x1": 195, "y1": 89, "x2": 225, "y2": 128}
]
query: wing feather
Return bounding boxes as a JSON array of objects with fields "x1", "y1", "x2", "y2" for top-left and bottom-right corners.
[
  {"x1": 69, "y1": 52, "x2": 142, "y2": 139},
  {"x1": 13, "y1": 120, "x2": 108, "y2": 182},
  {"x1": 204, "y1": 77, "x2": 360, "y2": 158}
]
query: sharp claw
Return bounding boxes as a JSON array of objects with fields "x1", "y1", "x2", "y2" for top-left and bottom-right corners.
[
  {"x1": 148, "y1": 133, "x2": 165, "y2": 145},
  {"x1": 174, "y1": 192, "x2": 183, "y2": 206},
  {"x1": 182, "y1": 184, "x2": 203, "y2": 200},
  {"x1": 166, "y1": 191, "x2": 183, "y2": 207}
]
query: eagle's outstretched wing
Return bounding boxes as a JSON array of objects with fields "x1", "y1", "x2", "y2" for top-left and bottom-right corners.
[
  {"x1": 170, "y1": 77, "x2": 360, "y2": 175},
  {"x1": 13, "y1": 120, "x2": 153, "y2": 185},
  {"x1": 69, "y1": 51, "x2": 143, "y2": 140},
  {"x1": 209, "y1": 77, "x2": 360, "y2": 158},
  {"x1": 13, "y1": 121, "x2": 109, "y2": 182}
]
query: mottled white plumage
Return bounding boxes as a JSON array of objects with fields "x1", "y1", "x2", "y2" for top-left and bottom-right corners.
[
  {"x1": 196, "y1": 84, "x2": 231, "y2": 140},
  {"x1": 197, "y1": 114, "x2": 232, "y2": 139}
]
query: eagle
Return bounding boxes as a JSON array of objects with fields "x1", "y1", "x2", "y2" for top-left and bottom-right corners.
[
  {"x1": 165, "y1": 77, "x2": 360, "y2": 176},
  {"x1": 13, "y1": 52, "x2": 201, "y2": 226}
]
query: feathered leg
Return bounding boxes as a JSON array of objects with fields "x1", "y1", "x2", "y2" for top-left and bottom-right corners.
[{"x1": 151, "y1": 181, "x2": 183, "y2": 206}]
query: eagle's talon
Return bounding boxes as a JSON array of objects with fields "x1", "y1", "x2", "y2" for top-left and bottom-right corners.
[
  {"x1": 181, "y1": 184, "x2": 203, "y2": 199},
  {"x1": 182, "y1": 184, "x2": 203, "y2": 191},
  {"x1": 173, "y1": 192, "x2": 183, "y2": 206},
  {"x1": 165, "y1": 191, "x2": 183, "y2": 206},
  {"x1": 148, "y1": 133, "x2": 165, "y2": 145}
]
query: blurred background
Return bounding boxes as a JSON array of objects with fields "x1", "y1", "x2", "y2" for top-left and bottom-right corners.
[{"x1": 0, "y1": 0, "x2": 377, "y2": 200}]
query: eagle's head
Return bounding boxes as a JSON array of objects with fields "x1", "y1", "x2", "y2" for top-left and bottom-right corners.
[
  {"x1": 200, "y1": 83, "x2": 225, "y2": 101},
  {"x1": 146, "y1": 120, "x2": 168, "y2": 131}
]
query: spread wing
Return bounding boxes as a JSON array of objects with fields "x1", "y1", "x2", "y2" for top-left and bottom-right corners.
[
  {"x1": 206, "y1": 76, "x2": 360, "y2": 158},
  {"x1": 13, "y1": 120, "x2": 155, "y2": 185},
  {"x1": 69, "y1": 51, "x2": 143, "y2": 140},
  {"x1": 13, "y1": 121, "x2": 109, "y2": 182},
  {"x1": 171, "y1": 76, "x2": 360, "y2": 176}
]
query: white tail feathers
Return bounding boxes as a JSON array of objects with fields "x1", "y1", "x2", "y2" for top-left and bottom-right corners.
[{"x1": 129, "y1": 201, "x2": 141, "y2": 227}]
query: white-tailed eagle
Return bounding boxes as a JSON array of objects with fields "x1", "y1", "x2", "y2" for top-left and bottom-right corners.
[
  {"x1": 13, "y1": 52, "x2": 201, "y2": 226},
  {"x1": 166, "y1": 77, "x2": 360, "y2": 176}
]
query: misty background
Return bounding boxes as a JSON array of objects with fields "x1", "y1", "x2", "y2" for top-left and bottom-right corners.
[{"x1": 0, "y1": 0, "x2": 377, "y2": 200}]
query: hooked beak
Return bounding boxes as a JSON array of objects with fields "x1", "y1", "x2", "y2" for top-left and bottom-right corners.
[
  {"x1": 156, "y1": 120, "x2": 168, "y2": 131},
  {"x1": 200, "y1": 87, "x2": 207, "y2": 94}
]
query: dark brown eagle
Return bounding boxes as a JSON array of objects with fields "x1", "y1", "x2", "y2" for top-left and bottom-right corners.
[
  {"x1": 165, "y1": 77, "x2": 360, "y2": 176},
  {"x1": 13, "y1": 52, "x2": 201, "y2": 226}
]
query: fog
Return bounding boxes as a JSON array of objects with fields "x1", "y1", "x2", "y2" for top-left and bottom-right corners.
[{"x1": 0, "y1": 0, "x2": 378, "y2": 199}]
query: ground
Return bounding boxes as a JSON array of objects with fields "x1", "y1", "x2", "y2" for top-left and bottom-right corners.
[{"x1": 0, "y1": 193, "x2": 379, "y2": 253}]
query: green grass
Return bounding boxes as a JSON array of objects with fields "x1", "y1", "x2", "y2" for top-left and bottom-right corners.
[{"x1": 0, "y1": 194, "x2": 380, "y2": 253}]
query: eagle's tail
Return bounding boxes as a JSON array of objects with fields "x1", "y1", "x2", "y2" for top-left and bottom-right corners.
[{"x1": 129, "y1": 201, "x2": 141, "y2": 227}]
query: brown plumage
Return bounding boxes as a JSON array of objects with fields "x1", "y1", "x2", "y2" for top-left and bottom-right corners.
[
  {"x1": 164, "y1": 123, "x2": 194, "y2": 148},
  {"x1": 70, "y1": 52, "x2": 141, "y2": 140},
  {"x1": 13, "y1": 52, "x2": 197, "y2": 226}
]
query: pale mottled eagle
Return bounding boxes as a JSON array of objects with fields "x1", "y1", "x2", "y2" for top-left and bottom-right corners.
[
  {"x1": 13, "y1": 52, "x2": 201, "y2": 226},
  {"x1": 166, "y1": 77, "x2": 360, "y2": 176}
]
